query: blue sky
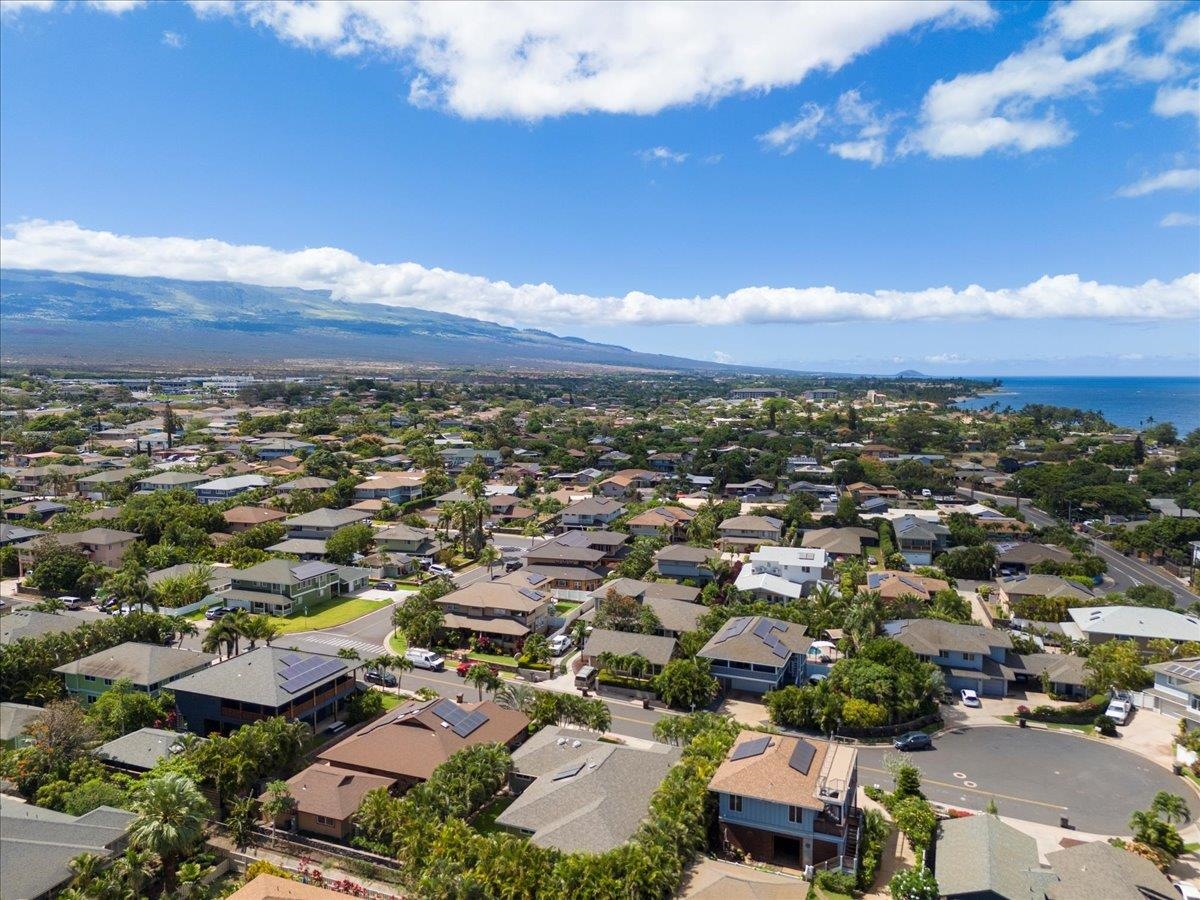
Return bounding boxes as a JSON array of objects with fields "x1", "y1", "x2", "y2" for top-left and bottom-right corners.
[{"x1": 1, "y1": 0, "x2": 1198, "y2": 375}]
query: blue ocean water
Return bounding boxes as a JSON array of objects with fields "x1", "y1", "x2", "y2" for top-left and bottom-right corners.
[{"x1": 953, "y1": 376, "x2": 1200, "y2": 433}]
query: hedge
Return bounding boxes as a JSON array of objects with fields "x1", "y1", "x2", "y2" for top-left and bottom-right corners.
[{"x1": 1016, "y1": 694, "x2": 1108, "y2": 725}]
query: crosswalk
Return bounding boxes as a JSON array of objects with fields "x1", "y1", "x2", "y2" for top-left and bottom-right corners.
[{"x1": 280, "y1": 632, "x2": 383, "y2": 660}]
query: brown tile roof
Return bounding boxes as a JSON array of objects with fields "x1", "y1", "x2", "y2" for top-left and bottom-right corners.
[
  {"x1": 227, "y1": 874, "x2": 346, "y2": 900},
  {"x1": 265, "y1": 763, "x2": 394, "y2": 822},
  {"x1": 222, "y1": 505, "x2": 288, "y2": 525},
  {"x1": 708, "y1": 731, "x2": 854, "y2": 812},
  {"x1": 316, "y1": 699, "x2": 528, "y2": 782}
]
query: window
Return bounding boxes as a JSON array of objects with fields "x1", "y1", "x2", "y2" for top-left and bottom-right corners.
[
  {"x1": 788, "y1": 805, "x2": 802, "y2": 823},
  {"x1": 315, "y1": 815, "x2": 334, "y2": 826},
  {"x1": 961, "y1": 653, "x2": 976, "y2": 662},
  {"x1": 728, "y1": 794, "x2": 742, "y2": 812},
  {"x1": 83, "y1": 674, "x2": 97, "y2": 682}
]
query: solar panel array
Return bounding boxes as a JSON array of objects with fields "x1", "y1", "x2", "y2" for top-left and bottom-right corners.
[
  {"x1": 553, "y1": 761, "x2": 585, "y2": 780},
  {"x1": 788, "y1": 740, "x2": 816, "y2": 775},
  {"x1": 280, "y1": 657, "x2": 345, "y2": 695},
  {"x1": 729, "y1": 735, "x2": 771, "y2": 761},
  {"x1": 713, "y1": 617, "x2": 751, "y2": 643},
  {"x1": 518, "y1": 587, "x2": 545, "y2": 602},
  {"x1": 431, "y1": 698, "x2": 467, "y2": 726},
  {"x1": 452, "y1": 710, "x2": 490, "y2": 738},
  {"x1": 278, "y1": 652, "x2": 302, "y2": 667},
  {"x1": 290, "y1": 561, "x2": 337, "y2": 581},
  {"x1": 750, "y1": 618, "x2": 791, "y2": 660},
  {"x1": 1164, "y1": 662, "x2": 1200, "y2": 681},
  {"x1": 525, "y1": 573, "x2": 548, "y2": 586}
]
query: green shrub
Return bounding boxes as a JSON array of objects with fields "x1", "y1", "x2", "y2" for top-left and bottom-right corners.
[
  {"x1": 1095, "y1": 715, "x2": 1118, "y2": 736},
  {"x1": 889, "y1": 866, "x2": 939, "y2": 900},
  {"x1": 857, "y1": 808, "x2": 889, "y2": 891},
  {"x1": 815, "y1": 869, "x2": 857, "y2": 895}
]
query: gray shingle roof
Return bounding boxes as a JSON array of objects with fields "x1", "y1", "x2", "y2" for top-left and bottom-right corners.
[
  {"x1": 934, "y1": 814, "x2": 1052, "y2": 899},
  {"x1": 583, "y1": 628, "x2": 677, "y2": 667},
  {"x1": 54, "y1": 641, "x2": 214, "y2": 685},
  {"x1": 284, "y1": 507, "x2": 372, "y2": 529},
  {"x1": 96, "y1": 727, "x2": 197, "y2": 771},
  {"x1": 165, "y1": 646, "x2": 351, "y2": 707},
  {"x1": 885, "y1": 618, "x2": 1013, "y2": 657},
  {"x1": 697, "y1": 616, "x2": 811, "y2": 666}
]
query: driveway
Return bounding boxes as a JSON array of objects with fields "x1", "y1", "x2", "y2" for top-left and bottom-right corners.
[{"x1": 858, "y1": 725, "x2": 1200, "y2": 833}]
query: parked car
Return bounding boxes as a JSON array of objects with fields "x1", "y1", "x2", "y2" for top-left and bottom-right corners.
[
  {"x1": 205, "y1": 605, "x2": 234, "y2": 621},
  {"x1": 893, "y1": 731, "x2": 933, "y2": 751},
  {"x1": 405, "y1": 648, "x2": 445, "y2": 671},
  {"x1": 1104, "y1": 696, "x2": 1133, "y2": 725},
  {"x1": 504, "y1": 560, "x2": 523, "y2": 573},
  {"x1": 1174, "y1": 882, "x2": 1200, "y2": 900},
  {"x1": 960, "y1": 689, "x2": 982, "y2": 707},
  {"x1": 428, "y1": 564, "x2": 454, "y2": 578},
  {"x1": 57, "y1": 595, "x2": 85, "y2": 610},
  {"x1": 547, "y1": 634, "x2": 573, "y2": 656},
  {"x1": 374, "y1": 581, "x2": 396, "y2": 591},
  {"x1": 99, "y1": 598, "x2": 121, "y2": 614},
  {"x1": 364, "y1": 669, "x2": 398, "y2": 687}
]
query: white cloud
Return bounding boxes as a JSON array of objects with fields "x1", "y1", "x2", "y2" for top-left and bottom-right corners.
[
  {"x1": 924, "y1": 353, "x2": 969, "y2": 364},
  {"x1": 638, "y1": 146, "x2": 688, "y2": 165},
  {"x1": 1116, "y1": 167, "x2": 1200, "y2": 196},
  {"x1": 757, "y1": 103, "x2": 825, "y2": 155},
  {"x1": 173, "y1": 0, "x2": 993, "y2": 120},
  {"x1": 1153, "y1": 82, "x2": 1199, "y2": 118},
  {"x1": 1160, "y1": 211, "x2": 1200, "y2": 227},
  {"x1": 905, "y1": 2, "x2": 1186, "y2": 158},
  {"x1": 162, "y1": 30, "x2": 185, "y2": 49},
  {"x1": 3, "y1": 220, "x2": 1196, "y2": 329},
  {"x1": 0, "y1": 0, "x2": 54, "y2": 18},
  {"x1": 712, "y1": 351, "x2": 734, "y2": 364},
  {"x1": 86, "y1": 0, "x2": 146, "y2": 13},
  {"x1": 1166, "y1": 11, "x2": 1200, "y2": 54}
]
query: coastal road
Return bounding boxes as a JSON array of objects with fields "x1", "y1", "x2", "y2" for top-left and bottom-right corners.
[{"x1": 959, "y1": 488, "x2": 1198, "y2": 608}]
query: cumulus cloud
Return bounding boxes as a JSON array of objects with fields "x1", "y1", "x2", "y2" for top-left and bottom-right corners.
[
  {"x1": 760, "y1": 90, "x2": 894, "y2": 164},
  {"x1": 712, "y1": 351, "x2": 735, "y2": 364},
  {"x1": 638, "y1": 146, "x2": 688, "y2": 165},
  {"x1": 757, "y1": 103, "x2": 825, "y2": 155},
  {"x1": 49, "y1": 0, "x2": 982, "y2": 121},
  {"x1": 1153, "y1": 82, "x2": 1200, "y2": 118},
  {"x1": 3, "y1": 221, "x2": 1196, "y2": 329},
  {"x1": 905, "y1": 2, "x2": 1188, "y2": 158},
  {"x1": 1117, "y1": 167, "x2": 1200, "y2": 197},
  {"x1": 162, "y1": 30, "x2": 185, "y2": 49},
  {"x1": 1160, "y1": 211, "x2": 1200, "y2": 227},
  {"x1": 0, "y1": 0, "x2": 54, "y2": 17}
]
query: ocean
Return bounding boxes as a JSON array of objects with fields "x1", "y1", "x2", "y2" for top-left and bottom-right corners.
[{"x1": 953, "y1": 376, "x2": 1200, "y2": 434}]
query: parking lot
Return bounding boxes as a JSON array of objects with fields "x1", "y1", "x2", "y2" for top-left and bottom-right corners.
[{"x1": 857, "y1": 725, "x2": 1200, "y2": 833}]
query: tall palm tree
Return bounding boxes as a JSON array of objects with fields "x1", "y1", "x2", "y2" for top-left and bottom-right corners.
[
  {"x1": 201, "y1": 617, "x2": 240, "y2": 659},
  {"x1": 480, "y1": 545, "x2": 501, "y2": 578},
  {"x1": 844, "y1": 590, "x2": 885, "y2": 653},
  {"x1": 494, "y1": 682, "x2": 536, "y2": 713},
  {"x1": 111, "y1": 847, "x2": 161, "y2": 898},
  {"x1": 127, "y1": 772, "x2": 212, "y2": 893},
  {"x1": 464, "y1": 663, "x2": 501, "y2": 702},
  {"x1": 237, "y1": 613, "x2": 281, "y2": 650},
  {"x1": 67, "y1": 852, "x2": 105, "y2": 891},
  {"x1": 167, "y1": 615, "x2": 198, "y2": 648}
]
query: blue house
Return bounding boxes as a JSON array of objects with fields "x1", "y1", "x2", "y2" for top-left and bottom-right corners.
[
  {"x1": 696, "y1": 616, "x2": 817, "y2": 695},
  {"x1": 651, "y1": 544, "x2": 718, "y2": 583},
  {"x1": 709, "y1": 731, "x2": 860, "y2": 873},
  {"x1": 885, "y1": 619, "x2": 1013, "y2": 698}
]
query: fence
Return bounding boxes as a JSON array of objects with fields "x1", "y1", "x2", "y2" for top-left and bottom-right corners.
[
  {"x1": 212, "y1": 820, "x2": 404, "y2": 873},
  {"x1": 835, "y1": 712, "x2": 942, "y2": 740}
]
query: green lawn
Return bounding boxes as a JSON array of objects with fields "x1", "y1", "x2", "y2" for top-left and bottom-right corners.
[
  {"x1": 378, "y1": 691, "x2": 404, "y2": 711},
  {"x1": 468, "y1": 650, "x2": 519, "y2": 667},
  {"x1": 473, "y1": 796, "x2": 516, "y2": 836},
  {"x1": 554, "y1": 601, "x2": 581, "y2": 615},
  {"x1": 388, "y1": 631, "x2": 408, "y2": 654},
  {"x1": 269, "y1": 597, "x2": 389, "y2": 634}
]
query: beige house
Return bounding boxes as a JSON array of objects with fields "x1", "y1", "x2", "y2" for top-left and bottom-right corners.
[{"x1": 17, "y1": 528, "x2": 141, "y2": 576}]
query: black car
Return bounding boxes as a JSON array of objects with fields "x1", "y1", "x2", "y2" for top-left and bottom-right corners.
[
  {"x1": 374, "y1": 581, "x2": 396, "y2": 591},
  {"x1": 504, "y1": 559, "x2": 523, "y2": 573},
  {"x1": 364, "y1": 670, "x2": 398, "y2": 687},
  {"x1": 893, "y1": 731, "x2": 933, "y2": 751}
]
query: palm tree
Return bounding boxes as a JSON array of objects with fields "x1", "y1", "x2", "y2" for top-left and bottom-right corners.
[
  {"x1": 127, "y1": 772, "x2": 212, "y2": 891},
  {"x1": 111, "y1": 847, "x2": 162, "y2": 898},
  {"x1": 844, "y1": 590, "x2": 885, "y2": 653},
  {"x1": 464, "y1": 663, "x2": 502, "y2": 701},
  {"x1": 494, "y1": 682, "x2": 536, "y2": 713},
  {"x1": 337, "y1": 646, "x2": 361, "y2": 661},
  {"x1": 1151, "y1": 791, "x2": 1190, "y2": 825},
  {"x1": 67, "y1": 852, "x2": 105, "y2": 891},
  {"x1": 175, "y1": 861, "x2": 207, "y2": 899},
  {"x1": 167, "y1": 615, "x2": 198, "y2": 648},
  {"x1": 201, "y1": 617, "x2": 239, "y2": 659},
  {"x1": 262, "y1": 779, "x2": 297, "y2": 840},
  {"x1": 480, "y1": 545, "x2": 501, "y2": 578}
]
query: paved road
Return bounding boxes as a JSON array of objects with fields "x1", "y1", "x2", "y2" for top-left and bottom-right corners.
[
  {"x1": 960, "y1": 487, "x2": 1198, "y2": 608},
  {"x1": 859, "y1": 725, "x2": 1199, "y2": 832}
]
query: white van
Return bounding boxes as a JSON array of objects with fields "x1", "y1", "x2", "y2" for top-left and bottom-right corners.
[{"x1": 405, "y1": 648, "x2": 446, "y2": 671}]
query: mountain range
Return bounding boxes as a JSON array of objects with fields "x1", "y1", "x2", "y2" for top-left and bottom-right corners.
[{"x1": 0, "y1": 269, "x2": 746, "y2": 373}]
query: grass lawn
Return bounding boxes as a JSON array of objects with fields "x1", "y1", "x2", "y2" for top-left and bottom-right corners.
[
  {"x1": 388, "y1": 631, "x2": 408, "y2": 654},
  {"x1": 472, "y1": 796, "x2": 516, "y2": 836},
  {"x1": 269, "y1": 597, "x2": 389, "y2": 634},
  {"x1": 377, "y1": 691, "x2": 404, "y2": 711},
  {"x1": 811, "y1": 886, "x2": 852, "y2": 900},
  {"x1": 468, "y1": 650, "x2": 519, "y2": 667},
  {"x1": 554, "y1": 601, "x2": 581, "y2": 615}
]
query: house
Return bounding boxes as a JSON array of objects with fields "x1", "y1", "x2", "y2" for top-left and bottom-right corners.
[
  {"x1": 0, "y1": 523, "x2": 45, "y2": 546},
  {"x1": 194, "y1": 474, "x2": 271, "y2": 504},
  {"x1": 718, "y1": 515, "x2": 783, "y2": 551},
  {"x1": 892, "y1": 514, "x2": 951, "y2": 566},
  {"x1": 265, "y1": 538, "x2": 330, "y2": 559},
  {"x1": 251, "y1": 438, "x2": 314, "y2": 460},
  {"x1": 730, "y1": 388, "x2": 784, "y2": 399},
  {"x1": 496, "y1": 726, "x2": 681, "y2": 853},
  {"x1": 439, "y1": 447, "x2": 503, "y2": 472},
  {"x1": 136, "y1": 470, "x2": 209, "y2": 493},
  {"x1": 1144, "y1": 657, "x2": 1200, "y2": 728},
  {"x1": 96, "y1": 727, "x2": 196, "y2": 773},
  {"x1": 560, "y1": 497, "x2": 626, "y2": 530},
  {"x1": 0, "y1": 701, "x2": 43, "y2": 748},
  {"x1": 525, "y1": 531, "x2": 626, "y2": 570},
  {"x1": 55, "y1": 642, "x2": 215, "y2": 703},
  {"x1": 588, "y1": 578, "x2": 702, "y2": 637},
  {"x1": 734, "y1": 547, "x2": 829, "y2": 602},
  {"x1": 353, "y1": 471, "x2": 426, "y2": 504},
  {"x1": 801, "y1": 527, "x2": 876, "y2": 560},
  {"x1": 596, "y1": 469, "x2": 657, "y2": 498},
  {"x1": 523, "y1": 564, "x2": 605, "y2": 600},
  {"x1": 261, "y1": 763, "x2": 394, "y2": 841},
  {"x1": 374, "y1": 523, "x2": 439, "y2": 557},
  {"x1": 996, "y1": 574, "x2": 1094, "y2": 613},
  {"x1": 934, "y1": 814, "x2": 1057, "y2": 899},
  {"x1": 0, "y1": 795, "x2": 134, "y2": 900},
  {"x1": 17, "y1": 528, "x2": 141, "y2": 576},
  {"x1": 225, "y1": 559, "x2": 340, "y2": 615},
  {"x1": 283, "y1": 507, "x2": 374, "y2": 540},
  {"x1": 697, "y1": 616, "x2": 813, "y2": 695},
  {"x1": 885, "y1": 619, "x2": 1012, "y2": 698},
  {"x1": 2, "y1": 498, "x2": 68, "y2": 522},
  {"x1": 75, "y1": 469, "x2": 132, "y2": 500},
  {"x1": 1061, "y1": 605, "x2": 1200, "y2": 648},
  {"x1": 723, "y1": 479, "x2": 777, "y2": 498},
  {"x1": 581, "y1": 628, "x2": 677, "y2": 676},
  {"x1": 626, "y1": 505, "x2": 695, "y2": 541},
  {"x1": 317, "y1": 697, "x2": 528, "y2": 791},
  {"x1": 274, "y1": 475, "x2": 336, "y2": 495},
  {"x1": 222, "y1": 505, "x2": 289, "y2": 532},
  {"x1": 1044, "y1": 840, "x2": 1176, "y2": 899},
  {"x1": 168, "y1": 647, "x2": 357, "y2": 735},
  {"x1": 709, "y1": 731, "x2": 859, "y2": 873},
  {"x1": 865, "y1": 570, "x2": 949, "y2": 604},
  {"x1": 995, "y1": 541, "x2": 1074, "y2": 575},
  {"x1": 0, "y1": 609, "x2": 106, "y2": 644},
  {"x1": 647, "y1": 451, "x2": 689, "y2": 474},
  {"x1": 652, "y1": 544, "x2": 719, "y2": 583},
  {"x1": 434, "y1": 573, "x2": 554, "y2": 648}
]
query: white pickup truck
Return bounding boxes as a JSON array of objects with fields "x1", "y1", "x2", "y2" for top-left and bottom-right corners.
[{"x1": 1104, "y1": 696, "x2": 1133, "y2": 725}]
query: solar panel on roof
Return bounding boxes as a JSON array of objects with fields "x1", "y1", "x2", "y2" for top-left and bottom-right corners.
[
  {"x1": 729, "y1": 736, "x2": 771, "y2": 761},
  {"x1": 553, "y1": 761, "x2": 585, "y2": 780},
  {"x1": 279, "y1": 652, "x2": 302, "y2": 666},
  {"x1": 752, "y1": 618, "x2": 774, "y2": 639},
  {"x1": 771, "y1": 621, "x2": 788, "y2": 634},
  {"x1": 518, "y1": 587, "x2": 544, "y2": 602},
  {"x1": 788, "y1": 740, "x2": 816, "y2": 774},
  {"x1": 771, "y1": 642, "x2": 790, "y2": 660},
  {"x1": 715, "y1": 617, "x2": 750, "y2": 643},
  {"x1": 280, "y1": 656, "x2": 320, "y2": 680},
  {"x1": 525, "y1": 573, "x2": 547, "y2": 586},
  {"x1": 281, "y1": 659, "x2": 345, "y2": 694},
  {"x1": 431, "y1": 699, "x2": 468, "y2": 726},
  {"x1": 452, "y1": 710, "x2": 490, "y2": 738}
]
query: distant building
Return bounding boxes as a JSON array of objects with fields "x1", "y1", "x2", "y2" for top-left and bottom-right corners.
[{"x1": 729, "y1": 388, "x2": 784, "y2": 400}]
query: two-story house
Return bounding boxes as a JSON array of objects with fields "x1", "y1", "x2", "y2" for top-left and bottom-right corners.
[
  {"x1": 224, "y1": 559, "x2": 341, "y2": 616},
  {"x1": 55, "y1": 642, "x2": 214, "y2": 704},
  {"x1": 526, "y1": 530, "x2": 628, "y2": 570},
  {"x1": 374, "y1": 523, "x2": 439, "y2": 558},
  {"x1": 438, "y1": 447, "x2": 503, "y2": 472},
  {"x1": 193, "y1": 474, "x2": 271, "y2": 504},
  {"x1": 352, "y1": 471, "x2": 426, "y2": 504},
  {"x1": 652, "y1": 544, "x2": 719, "y2": 583},
  {"x1": 647, "y1": 452, "x2": 690, "y2": 475},
  {"x1": 588, "y1": 578, "x2": 702, "y2": 638},
  {"x1": 717, "y1": 515, "x2": 783, "y2": 552},
  {"x1": 1061, "y1": 605, "x2": 1200, "y2": 649},
  {"x1": 136, "y1": 471, "x2": 210, "y2": 494},
  {"x1": 892, "y1": 515, "x2": 951, "y2": 566},
  {"x1": 1146, "y1": 657, "x2": 1200, "y2": 730},
  {"x1": 75, "y1": 469, "x2": 132, "y2": 501},
  {"x1": 697, "y1": 616, "x2": 814, "y2": 695},
  {"x1": 560, "y1": 497, "x2": 626, "y2": 530},
  {"x1": 734, "y1": 547, "x2": 830, "y2": 602},
  {"x1": 282, "y1": 507, "x2": 374, "y2": 541},
  {"x1": 17, "y1": 528, "x2": 141, "y2": 577},
  {"x1": 710, "y1": 731, "x2": 860, "y2": 873},
  {"x1": 885, "y1": 619, "x2": 1012, "y2": 698},
  {"x1": 626, "y1": 505, "x2": 695, "y2": 541},
  {"x1": 434, "y1": 572, "x2": 553, "y2": 650}
]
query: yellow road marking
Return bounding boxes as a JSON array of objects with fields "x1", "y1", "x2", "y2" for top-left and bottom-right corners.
[{"x1": 859, "y1": 765, "x2": 1068, "y2": 811}]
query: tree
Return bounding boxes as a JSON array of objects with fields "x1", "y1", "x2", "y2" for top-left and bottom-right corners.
[
  {"x1": 88, "y1": 680, "x2": 176, "y2": 739},
  {"x1": 464, "y1": 663, "x2": 502, "y2": 701},
  {"x1": 891, "y1": 795, "x2": 938, "y2": 851},
  {"x1": 25, "y1": 698, "x2": 98, "y2": 762},
  {"x1": 654, "y1": 658, "x2": 719, "y2": 710},
  {"x1": 594, "y1": 589, "x2": 660, "y2": 634},
  {"x1": 937, "y1": 543, "x2": 998, "y2": 580},
  {"x1": 480, "y1": 545, "x2": 501, "y2": 577},
  {"x1": 24, "y1": 539, "x2": 92, "y2": 595},
  {"x1": 225, "y1": 796, "x2": 260, "y2": 850},
  {"x1": 1084, "y1": 639, "x2": 1150, "y2": 693},
  {"x1": 127, "y1": 772, "x2": 213, "y2": 892},
  {"x1": 843, "y1": 590, "x2": 885, "y2": 652},
  {"x1": 392, "y1": 593, "x2": 445, "y2": 649},
  {"x1": 324, "y1": 523, "x2": 375, "y2": 565},
  {"x1": 237, "y1": 613, "x2": 282, "y2": 650},
  {"x1": 262, "y1": 779, "x2": 297, "y2": 839},
  {"x1": 889, "y1": 866, "x2": 939, "y2": 900},
  {"x1": 201, "y1": 615, "x2": 241, "y2": 659},
  {"x1": 521, "y1": 633, "x2": 551, "y2": 665},
  {"x1": 347, "y1": 687, "x2": 384, "y2": 723},
  {"x1": 1150, "y1": 791, "x2": 1190, "y2": 825}
]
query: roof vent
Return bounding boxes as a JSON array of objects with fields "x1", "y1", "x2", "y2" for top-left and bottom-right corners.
[
  {"x1": 572, "y1": 740, "x2": 582, "y2": 748},
  {"x1": 557, "y1": 737, "x2": 567, "y2": 747}
]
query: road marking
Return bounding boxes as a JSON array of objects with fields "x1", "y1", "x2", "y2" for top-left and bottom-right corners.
[{"x1": 859, "y1": 765, "x2": 1068, "y2": 811}]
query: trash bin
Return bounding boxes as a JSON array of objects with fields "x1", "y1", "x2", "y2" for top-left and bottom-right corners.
[
  {"x1": 1018, "y1": 718, "x2": 1027, "y2": 728},
  {"x1": 642, "y1": 698, "x2": 651, "y2": 710}
]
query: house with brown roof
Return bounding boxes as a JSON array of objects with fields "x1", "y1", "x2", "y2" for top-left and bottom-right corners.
[
  {"x1": 626, "y1": 505, "x2": 695, "y2": 541},
  {"x1": 595, "y1": 469, "x2": 657, "y2": 498},
  {"x1": 260, "y1": 763, "x2": 394, "y2": 841},
  {"x1": 222, "y1": 505, "x2": 289, "y2": 533},
  {"x1": 581, "y1": 628, "x2": 678, "y2": 675},
  {"x1": 560, "y1": 496, "x2": 626, "y2": 529},
  {"x1": 709, "y1": 731, "x2": 859, "y2": 873},
  {"x1": 317, "y1": 697, "x2": 529, "y2": 791},
  {"x1": 801, "y1": 526, "x2": 876, "y2": 559},
  {"x1": 352, "y1": 471, "x2": 426, "y2": 504},
  {"x1": 17, "y1": 528, "x2": 141, "y2": 576},
  {"x1": 865, "y1": 570, "x2": 949, "y2": 603},
  {"x1": 434, "y1": 571, "x2": 554, "y2": 649},
  {"x1": 652, "y1": 544, "x2": 719, "y2": 583}
]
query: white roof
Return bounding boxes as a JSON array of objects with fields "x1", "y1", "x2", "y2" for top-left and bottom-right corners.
[
  {"x1": 733, "y1": 570, "x2": 806, "y2": 600},
  {"x1": 1067, "y1": 606, "x2": 1200, "y2": 642},
  {"x1": 748, "y1": 546, "x2": 828, "y2": 568}
]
